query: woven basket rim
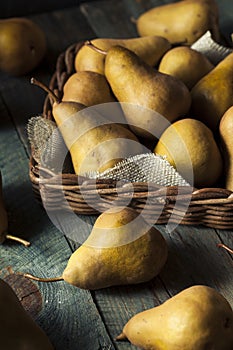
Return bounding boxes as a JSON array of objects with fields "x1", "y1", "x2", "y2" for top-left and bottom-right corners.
[{"x1": 29, "y1": 41, "x2": 233, "y2": 229}]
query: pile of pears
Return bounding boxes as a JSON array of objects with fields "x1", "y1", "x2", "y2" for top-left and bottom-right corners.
[{"x1": 33, "y1": 0, "x2": 233, "y2": 191}]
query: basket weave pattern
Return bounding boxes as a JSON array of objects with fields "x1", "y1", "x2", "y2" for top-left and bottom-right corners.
[{"x1": 29, "y1": 42, "x2": 233, "y2": 229}]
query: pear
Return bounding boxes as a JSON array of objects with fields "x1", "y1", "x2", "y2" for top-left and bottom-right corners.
[
  {"x1": 0, "y1": 171, "x2": 30, "y2": 246},
  {"x1": 75, "y1": 36, "x2": 171, "y2": 75},
  {"x1": 0, "y1": 278, "x2": 54, "y2": 350},
  {"x1": 102, "y1": 45, "x2": 191, "y2": 139},
  {"x1": 191, "y1": 52, "x2": 233, "y2": 133},
  {"x1": 135, "y1": 0, "x2": 220, "y2": 46},
  {"x1": 62, "y1": 70, "x2": 127, "y2": 124},
  {"x1": 154, "y1": 118, "x2": 223, "y2": 187},
  {"x1": 62, "y1": 71, "x2": 116, "y2": 106},
  {"x1": 31, "y1": 79, "x2": 144, "y2": 174},
  {"x1": 219, "y1": 106, "x2": 233, "y2": 191},
  {"x1": 116, "y1": 285, "x2": 233, "y2": 350},
  {"x1": 158, "y1": 46, "x2": 214, "y2": 89},
  {"x1": 0, "y1": 17, "x2": 46, "y2": 76},
  {"x1": 24, "y1": 207, "x2": 168, "y2": 290}
]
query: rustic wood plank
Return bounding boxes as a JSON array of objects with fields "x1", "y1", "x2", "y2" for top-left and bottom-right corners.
[
  {"x1": 80, "y1": 0, "x2": 138, "y2": 38},
  {"x1": 0, "y1": 97, "x2": 114, "y2": 350}
]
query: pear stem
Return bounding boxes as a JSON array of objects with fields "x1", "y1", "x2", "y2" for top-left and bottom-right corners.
[
  {"x1": 217, "y1": 243, "x2": 233, "y2": 254},
  {"x1": 115, "y1": 333, "x2": 127, "y2": 341},
  {"x1": 30, "y1": 77, "x2": 60, "y2": 104},
  {"x1": 23, "y1": 273, "x2": 63, "y2": 282},
  {"x1": 84, "y1": 40, "x2": 107, "y2": 55},
  {"x1": 5, "y1": 234, "x2": 31, "y2": 247}
]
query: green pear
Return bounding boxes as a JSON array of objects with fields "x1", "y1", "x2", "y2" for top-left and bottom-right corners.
[
  {"x1": 158, "y1": 46, "x2": 214, "y2": 89},
  {"x1": 0, "y1": 279, "x2": 54, "y2": 350},
  {"x1": 103, "y1": 45, "x2": 191, "y2": 139},
  {"x1": 75, "y1": 36, "x2": 171, "y2": 75},
  {"x1": 117, "y1": 285, "x2": 233, "y2": 350},
  {"x1": 191, "y1": 52, "x2": 233, "y2": 133},
  {"x1": 31, "y1": 79, "x2": 144, "y2": 174},
  {"x1": 0, "y1": 17, "x2": 46, "y2": 76},
  {"x1": 24, "y1": 207, "x2": 168, "y2": 290},
  {"x1": 135, "y1": 0, "x2": 220, "y2": 46}
]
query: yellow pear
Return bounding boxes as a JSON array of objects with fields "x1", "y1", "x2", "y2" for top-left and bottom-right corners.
[
  {"x1": 75, "y1": 36, "x2": 171, "y2": 75},
  {"x1": 0, "y1": 279, "x2": 54, "y2": 350},
  {"x1": 31, "y1": 78, "x2": 144, "y2": 174},
  {"x1": 0, "y1": 17, "x2": 46, "y2": 76},
  {"x1": 191, "y1": 52, "x2": 233, "y2": 133},
  {"x1": 116, "y1": 285, "x2": 233, "y2": 350},
  {"x1": 158, "y1": 46, "x2": 214, "y2": 89},
  {"x1": 154, "y1": 118, "x2": 223, "y2": 187},
  {"x1": 24, "y1": 207, "x2": 168, "y2": 290},
  {"x1": 219, "y1": 105, "x2": 233, "y2": 191},
  {"x1": 135, "y1": 0, "x2": 220, "y2": 45}
]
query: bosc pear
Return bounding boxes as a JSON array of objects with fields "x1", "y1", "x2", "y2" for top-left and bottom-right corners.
[
  {"x1": 0, "y1": 17, "x2": 46, "y2": 76},
  {"x1": 191, "y1": 52, "x2": 233, "y2": 133},
  {"x1": 31, "y1": 78, "x2": 144, "y2": 174},
  {"x1": 75, "y1": 36, "x2": 171, "y2": 75},
  {"x1": 135, "y1": 0, "x2": 220, "y2": 46},
  {"x1": 158, "y1": 46, "x2": 214, "y2": 89},
  {"x1": 23, "y1": 207, "x2": 168, "y2": 290},
  {"x1": 219, "y1": 106, "x2": 233, "y2": 191},
  {"x1": 116, "y1": 285, "x2": 233, "y2": 350},
  {"x1": 0, "y1": 279, "x2": 54, "y2": 350},
  {"x1": 100, "y1": 44, "x2": 191, "y2": 139}
]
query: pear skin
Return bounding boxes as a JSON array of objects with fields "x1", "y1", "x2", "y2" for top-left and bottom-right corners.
[
  {"x1": 158, "y1": 46, "x2": 214, "y2": 89},
  {"x1": 0, "y1": 279, "x2": 54, "y2": 350},
  {"x1": 219, "y1": 106, "x2": 233, "y2": 191},
  {"x1": 62, "y1": 71, "x2": 116, "y2": 106},
  {"x1": 62, "y1": 207, "x2": 168, "y2": 290},
  {"x1": 31, "y1": 79, "x2": 144, "y2": 174},
  {"x1": 154, "y1": 118, "x2": 223, "y2": 187},
  {"x1": 51, "y1": 101, "x2": 144, "y2": 174},
  {"x1": 136, "y1": 0, "x2": 220, "y2": 45},
  {"x1": 104, "y1": 45, "x2": 191, "y2": 140},
  {"x1": 191, "y1": 52, "x2": 233, "y2": 133},
  {"x1": 75, "y1": 36, "x2": 171, "y2": 75},
  {"x1": 117, "y1": 285, "x2": 233, "y2": 350},
  {"x1": 0, "y1": 17, "x2": 46, "y2": 76}
]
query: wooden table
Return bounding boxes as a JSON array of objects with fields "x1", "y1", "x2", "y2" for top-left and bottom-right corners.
[{"x1": 0, "y1": 1, "x2": 232, "y2": 349}]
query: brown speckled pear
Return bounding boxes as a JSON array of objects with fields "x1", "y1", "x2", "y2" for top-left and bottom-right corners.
[
  {"x1": 116, "y1": 285, "x2": 233, "y2": 350},
  {"x1": 104, "y1": 45, "x2": 191, "y2": 139},
  {"x1": 0, "y1": 17, "x2": 46, "y2": 76},
  {"x1": 62, "y1": 207, "x2": 168, "y2": 290},
  {"x1": 75, "y1": 36, "x2": 171, "y2": 75},
  {"x1": 135, "y1": 0, "x2": 220, "y2": 46},
  {"x1": 191, "y1": 52, "x2": 233, "y2": 133},
  {"x1": 219, "y1": 106, "x2": 233, "y2": 191},
  {"x1": 31, "y1": 78, "x2": 144, "y2": 174},
  {"x1": 158, "y1": 46, "x2": 214, "y2": 89},
  {"x1": 154, "y1": 118, "x2": 223, "y2": 187},
  {"x1": 0, "y1": 279, "x2": 54, "y2": 350}
]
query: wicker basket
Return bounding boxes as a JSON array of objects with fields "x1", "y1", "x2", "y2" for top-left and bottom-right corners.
[{"x1": 29, "y1": 42, "x2": 233, "y2": 230}]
